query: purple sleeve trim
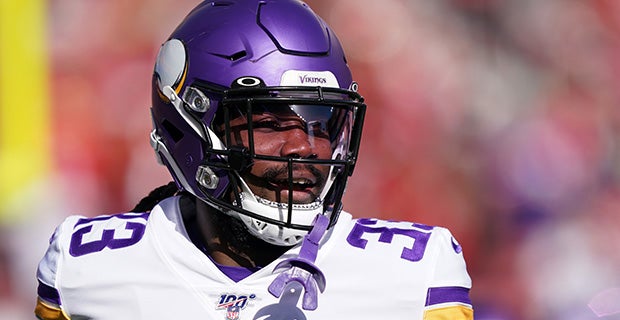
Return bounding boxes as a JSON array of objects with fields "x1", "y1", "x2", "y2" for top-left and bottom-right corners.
[
  {"x1": 426, "y1": 286, "x2": 471, "y2": 306},
  {"x1": 37, "y1": 280, "x2": 61, "y2": 305}
]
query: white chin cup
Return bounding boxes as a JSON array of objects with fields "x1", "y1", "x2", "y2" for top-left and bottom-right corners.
[
  {"x1": 223, "y1": 164, "x2": 337, "y2": 246},
  {"x1": 227, "y1": 192, "x2": 324, "y2": 246}
]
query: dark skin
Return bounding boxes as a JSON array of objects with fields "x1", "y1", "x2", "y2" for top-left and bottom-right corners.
[{"x1": 197, "y1": 109, "x2": 333, "y2": 268}]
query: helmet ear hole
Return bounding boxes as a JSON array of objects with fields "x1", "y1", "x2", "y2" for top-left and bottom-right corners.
[{"x1": 161, "y1": 119, "x2": 184, "y2": 143}]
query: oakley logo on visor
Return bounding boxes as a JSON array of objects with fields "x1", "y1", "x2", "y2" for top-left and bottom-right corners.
[{"x1": 232, "y1": 76, "x2": 265, "y2": 88}]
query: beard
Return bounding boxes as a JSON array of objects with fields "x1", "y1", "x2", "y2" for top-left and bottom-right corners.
[
  {"x1": 210, "y1": 208, "x2": 262, "y2": 252},
  {"x1": 183, "y1": 193, "x2": 288, "y2": 264},
  {"x1": 210, "y1": 206, "x2": 294, "y2": 267},
  {"x1": 240, "y1": 162, "x2": 328, "y2": 204}
]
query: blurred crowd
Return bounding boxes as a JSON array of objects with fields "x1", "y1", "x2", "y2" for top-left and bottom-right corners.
[{"x1": 1, "y1": 0, "x2": 619, "y2": 319}]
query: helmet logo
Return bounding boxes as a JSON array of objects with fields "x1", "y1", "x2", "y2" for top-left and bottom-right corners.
[
  {"x1": 280, "y1": 70, "x2": 340, "y2": 88},
  {"x1": 299, "y1": 75, "x2": 327, "y2": 85},
  {"x1": 233, "y1": 76, "x2": 265, "y2": 88},
  {"x1": 154, "y1": 39, "x2": 187, "y2": 96}
]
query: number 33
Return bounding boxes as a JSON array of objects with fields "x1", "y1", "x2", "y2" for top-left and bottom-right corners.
[{"x1": 346, "y1": 218, "x2": 432, "y2": 262}]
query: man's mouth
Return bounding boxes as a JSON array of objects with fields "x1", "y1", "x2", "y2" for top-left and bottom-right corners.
[
  {"x1": 241, "y1": 163, "x2": 328, "y2": 204},
  {"x1": 269, "y1": 177, "x2": 317, "y2": 192}
]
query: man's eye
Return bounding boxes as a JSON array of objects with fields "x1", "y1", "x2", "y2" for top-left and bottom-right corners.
[{"x1": 253, "y1": 119, "x2": 280, "y2": 130}]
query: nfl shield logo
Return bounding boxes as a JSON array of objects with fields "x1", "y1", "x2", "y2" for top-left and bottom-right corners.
[{"x1": 226, "y1": 305, "x2": 240, "y2": 320}]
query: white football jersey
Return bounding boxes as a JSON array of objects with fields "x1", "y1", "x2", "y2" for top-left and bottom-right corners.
[{"x1": 35, "y1": 196, "x2": 473, "y2": 319}]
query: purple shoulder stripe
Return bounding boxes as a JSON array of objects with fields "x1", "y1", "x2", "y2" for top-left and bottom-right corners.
[
  {"x1": 37, "y1": 280, "x2": 61, "y2": 305},
  {"x1": 426, "y1": 286, "x2": 471, "y2": 306}
]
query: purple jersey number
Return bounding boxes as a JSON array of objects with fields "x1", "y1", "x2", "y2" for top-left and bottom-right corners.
[
  {"x1": 69, "y1": 212, "x2": 149, "y2": 257},
  {"x1": 346, "y1": 218, "x2": 433, "y2": 262}
]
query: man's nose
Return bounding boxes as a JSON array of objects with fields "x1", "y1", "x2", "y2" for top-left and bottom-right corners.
[{"x1": 280, "y1": 128, "x2": 316, "y2": 158}]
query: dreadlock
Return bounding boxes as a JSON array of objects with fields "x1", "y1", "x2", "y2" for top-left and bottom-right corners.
[
  {"x1": 131, "y1": 181, "x2": 180, "y2": 212},
  {"x1": 132, "y1": 182, "x2": 284, "y2": 264}
]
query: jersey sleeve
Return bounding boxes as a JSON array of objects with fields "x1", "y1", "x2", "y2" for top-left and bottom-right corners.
[
  {"x1": 423, "y1": 227, "x2": 473, "y2": 320},
  {"x1": 35, "y1": 217, "x2": 76, "y2": 320}
]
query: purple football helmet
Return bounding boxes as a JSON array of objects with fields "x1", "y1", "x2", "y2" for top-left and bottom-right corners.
[{"x1": 150, "y1": 0, "x2": 366, "y2": 246}]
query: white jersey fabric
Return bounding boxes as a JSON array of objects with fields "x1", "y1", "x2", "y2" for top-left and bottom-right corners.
[{"x1": 36, "y1": 196, "x2": 473, "y2": 319}]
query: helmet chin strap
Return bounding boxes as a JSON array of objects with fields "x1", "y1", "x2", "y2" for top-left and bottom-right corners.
[{"x1": 268, "y1": 214, "x2": 329, "y2": 310}]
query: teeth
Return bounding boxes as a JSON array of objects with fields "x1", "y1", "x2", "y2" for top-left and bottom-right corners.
[
  {"x1": 292, "y1": 179, "x2": 312, "y2": 185},
  {"x1": 275, "y1": 179, "x2": 313, "y2": 185}
]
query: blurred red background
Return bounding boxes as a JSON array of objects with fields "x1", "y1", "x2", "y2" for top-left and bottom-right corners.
[{"x1": 2, "y1": 0, "x2": 620, "y2": 319}]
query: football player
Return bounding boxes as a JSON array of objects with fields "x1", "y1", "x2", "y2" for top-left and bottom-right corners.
[{"x1": 35, "y1": 0, "x2": 474, "y2": 319}]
